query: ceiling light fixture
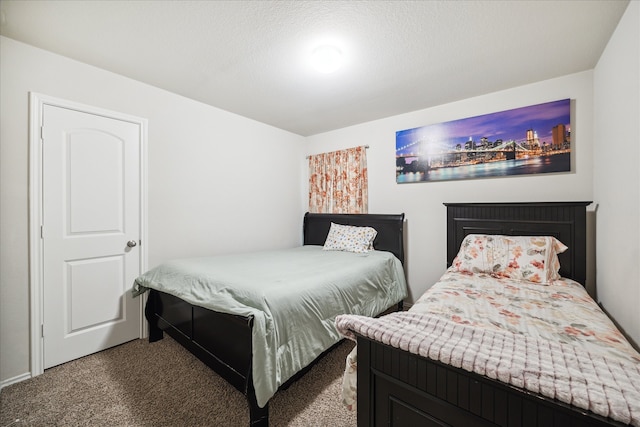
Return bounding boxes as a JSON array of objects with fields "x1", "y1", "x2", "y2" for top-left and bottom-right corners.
[{"x1": 311, "y1": 45, "x2": 343, "y2": 74}]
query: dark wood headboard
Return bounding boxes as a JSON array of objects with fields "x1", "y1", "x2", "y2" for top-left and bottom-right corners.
[
  {"x1": 303, "y1": 212, "x2": 405, "y2": 265},
  {"x1": 445, "y1": 202, "x2": 591, "y2": 285}
]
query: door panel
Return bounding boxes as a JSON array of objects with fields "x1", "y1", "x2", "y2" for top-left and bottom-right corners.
[
  {"x1": 43, "y1": 105, "x2": 141, "y2": 369},
  {"x1": 67, "y1": 255, "x2": 124, "y2": 332},
  {"x1": 67, "y1": 131, "x2": 124, "y2": 234}
]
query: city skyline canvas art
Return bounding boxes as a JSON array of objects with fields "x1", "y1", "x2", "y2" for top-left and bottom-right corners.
[{"x1": 396, "y1": 99, "x2": 571, "y2": 183}]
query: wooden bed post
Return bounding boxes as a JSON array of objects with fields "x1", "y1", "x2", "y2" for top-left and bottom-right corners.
[
  {"x1": 356, "y1": 337, "x2": 372, "y2": 427},
  {"x1": 145, "y1": 290, "x2": 164, "y2": 342},
  {"x1": 247, "y1": 382, "x2": 268, "y2": 427}
]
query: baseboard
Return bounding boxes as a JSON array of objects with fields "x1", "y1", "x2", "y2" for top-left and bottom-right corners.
[{"x1": 0, "y1": 372, "x2": 31, "y2": 390}]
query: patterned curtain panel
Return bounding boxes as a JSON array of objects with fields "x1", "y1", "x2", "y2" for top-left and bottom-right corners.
[{"x1": 308, "y1": 146, "x2": 368, "y2": 214}]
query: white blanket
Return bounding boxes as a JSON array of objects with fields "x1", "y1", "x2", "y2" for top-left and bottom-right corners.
[{"x1": 336, "y1": 312, "x2": 640, "y2": 426}]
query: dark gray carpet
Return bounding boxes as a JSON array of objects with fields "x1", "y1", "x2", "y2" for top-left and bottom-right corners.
[{"x1": 0, "y1": 337, "x2": 357, "y2": 426}]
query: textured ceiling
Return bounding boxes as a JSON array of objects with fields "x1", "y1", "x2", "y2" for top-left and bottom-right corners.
[{"x1": 0, "y1": 0, "x2": 630, "y2": 136}]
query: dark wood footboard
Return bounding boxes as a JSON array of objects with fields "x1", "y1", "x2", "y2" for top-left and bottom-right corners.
[
  {"x1": 146, "y1": 290, "x2": 405, "y2": 427},
  {"x1": 356, "y1": 336, "x2": 626, "y2": 427},
  {"x1": 146, "y1": 289, "x2": 268, "y2": 426}
]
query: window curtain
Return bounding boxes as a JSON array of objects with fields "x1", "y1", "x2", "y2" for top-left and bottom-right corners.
[{"x1": 308, "y1": 146, "x2": 368, "y2": 214}]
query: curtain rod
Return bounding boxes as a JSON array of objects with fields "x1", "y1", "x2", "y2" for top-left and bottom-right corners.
[{"x1": 306, "y1": 145, "x2": 369, "y2": 159}]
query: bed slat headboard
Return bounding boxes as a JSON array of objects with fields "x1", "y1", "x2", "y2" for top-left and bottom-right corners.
[
  {"x1": 445, "y1": 202, "x2": 591, "y2": 285},
  {"x1": 303, "y1": 212, "x2": 405, "y2": 265}
]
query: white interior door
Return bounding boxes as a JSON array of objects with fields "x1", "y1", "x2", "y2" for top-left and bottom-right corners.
[{"x1": 42, "y1": 104, "x2": 142, "y2": 369}]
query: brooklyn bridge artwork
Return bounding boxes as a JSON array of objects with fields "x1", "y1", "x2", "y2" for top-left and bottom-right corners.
[{"x1": 396, "y1": 99, "x2": 571, "y2": 183}]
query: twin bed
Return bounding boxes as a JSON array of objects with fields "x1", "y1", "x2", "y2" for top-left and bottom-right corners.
[
  {"x1": 134, "y1": 212, "x2": 408, "y2": 426},
  {"x1": 337, "y1": 202, "x2": 640, "y2": 427}
]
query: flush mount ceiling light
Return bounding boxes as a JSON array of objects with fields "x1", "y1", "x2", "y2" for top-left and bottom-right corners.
[{"x1": 311, "y1": 45, "x2": 343, "y2": 74}]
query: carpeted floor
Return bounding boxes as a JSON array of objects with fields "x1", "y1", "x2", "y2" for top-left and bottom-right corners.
[{"x1": 0, "y1": 337, "x2": 357, "y2": 426}]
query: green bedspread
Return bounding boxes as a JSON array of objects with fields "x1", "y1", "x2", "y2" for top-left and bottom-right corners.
[{"x1": 133, "y1": 245, "x2": 407, "y2": 407}]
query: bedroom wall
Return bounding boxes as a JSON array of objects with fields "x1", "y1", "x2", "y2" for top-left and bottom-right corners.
[
  {"x1": 0, "y1": 36, "x2": 305, "y2": 385},
  {"x1": 305, "y1": 71, "x2": 595, "y2": 305},
  {"x1": 593, "y1": 1, "x2": 640, "y2": 345}
]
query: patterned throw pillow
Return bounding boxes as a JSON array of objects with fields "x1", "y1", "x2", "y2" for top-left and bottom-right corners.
[
  {"x1": 451, "y1": 234, "x2": 568, "y2": 284},
  {"x1": 323, "y1": 222, "x2": 378, "y2": 253}
]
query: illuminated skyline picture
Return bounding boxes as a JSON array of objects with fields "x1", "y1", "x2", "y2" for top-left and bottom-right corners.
[{"x1": 396, "y1": 99, "x2": 571, "y2": 183}]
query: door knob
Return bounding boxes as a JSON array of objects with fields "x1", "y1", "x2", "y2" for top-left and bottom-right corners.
[{"x1": 127, "y1": 240, "x2": 138, "y2": 248}]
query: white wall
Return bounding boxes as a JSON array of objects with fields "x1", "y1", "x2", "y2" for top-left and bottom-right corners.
[
  {"x1": 0, "y1": 36, "x2": 306, "y2": 384},
  {"x1": 307, "y1": 72, "x2": 595, "y2": 304},
  {"x1": 593, "y1": 1, "x2": 640, "y2": 345}
]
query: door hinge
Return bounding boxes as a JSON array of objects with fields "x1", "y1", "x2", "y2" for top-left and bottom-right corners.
[
  {"x1": 40, "y1": 225, "x2": 43, "y2": 239},
  {"x1": 41, "y1": 324, "x2": 44, "y2": 338},
  {"x1": 40, "y1": 126, "x2": 44, "y2": 141}
]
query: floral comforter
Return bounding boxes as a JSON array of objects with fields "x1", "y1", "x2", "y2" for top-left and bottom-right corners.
[{"x1": 410, "y1": 269, "x2": 639, "y2": 362}]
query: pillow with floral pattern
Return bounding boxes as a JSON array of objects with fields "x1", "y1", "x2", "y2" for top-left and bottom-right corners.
[{"x1": 451, "y1": 234, "x2": 568, "y2": 284}]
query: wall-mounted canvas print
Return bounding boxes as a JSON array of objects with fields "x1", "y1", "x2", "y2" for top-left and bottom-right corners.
[{"x1": 396, "y1": 99, "x2": 571, "y2": 183}]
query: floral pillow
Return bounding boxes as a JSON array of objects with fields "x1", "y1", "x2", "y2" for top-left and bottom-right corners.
[
  {"x1": 451, "y1": 234, "x2": 568, "y2": 284},
  {"x1": 323, "y1": 222, "x2": 378, "y2": 254}
]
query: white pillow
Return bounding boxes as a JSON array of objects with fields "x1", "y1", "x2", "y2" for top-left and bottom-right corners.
[{"x1": 323, "y1": 222, "x2": 378, "y2": 253}]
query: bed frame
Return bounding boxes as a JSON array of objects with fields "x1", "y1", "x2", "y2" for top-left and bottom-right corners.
[
  {"x1": 145, "y1": 212, "x2": 405, "y2": 427},
  {"x1": 354, "y1": 202, "x2": 630, "y2": 427}
]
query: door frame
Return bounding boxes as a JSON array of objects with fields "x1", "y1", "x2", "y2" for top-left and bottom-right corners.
[{"x1": 28, "y1": 92, "x2": 148, "y2": 376}]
